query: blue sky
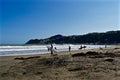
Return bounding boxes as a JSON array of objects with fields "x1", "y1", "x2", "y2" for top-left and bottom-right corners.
[{"x1": 0, "y1": 0, "x2": 119, "y2": 44}]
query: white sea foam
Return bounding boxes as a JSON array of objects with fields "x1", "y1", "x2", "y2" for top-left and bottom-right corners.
[{"x1": 0, "y1": 44, "x2": 111, "y2": 56}]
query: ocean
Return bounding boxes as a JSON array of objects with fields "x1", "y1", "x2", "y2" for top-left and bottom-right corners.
[{"x1": 0, "y1": 44, "x2": 111, "y2": 56}]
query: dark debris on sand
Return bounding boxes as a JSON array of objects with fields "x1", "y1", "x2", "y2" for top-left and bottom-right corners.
[
  {"x1": 14, "y1": 56, "x2": 41, "y2": 60},
  {"x1": 72, "y1": 51, "x2": 120, "y2": 58}
]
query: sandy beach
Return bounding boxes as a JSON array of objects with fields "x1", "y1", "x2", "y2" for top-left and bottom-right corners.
[
  {"x1": 1, "y1": 0, "x2": 119, "y2": 80},
  {"x1": 0, "y1": 46, "x2": 120, "y2": 80}
]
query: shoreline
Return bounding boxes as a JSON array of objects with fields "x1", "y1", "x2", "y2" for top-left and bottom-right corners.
[
  {"x1": 0, "y1": 44, "x2": 116, "y2": 57},
  {"x1": 0, "y1": 46, "x2": 116, "y2": 58}
]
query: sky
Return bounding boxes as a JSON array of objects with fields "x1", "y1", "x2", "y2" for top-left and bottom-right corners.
[{"x1": 0, "y1": 0, "x2": 120, "y2": 44}]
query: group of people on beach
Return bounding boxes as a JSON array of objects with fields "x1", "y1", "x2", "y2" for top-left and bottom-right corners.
[
  {"x1": 79, "y1": 45, "x2": 87, "y2": 50},
  {"x1": 47, "y1": 44, "x2": 57, "y2": 55},
  {"x1": 47, "y1": 44, "x2": 87, "y2": 55},
  {"x1": 47, "y1": 44, "x2": 108, "y2": 55}
]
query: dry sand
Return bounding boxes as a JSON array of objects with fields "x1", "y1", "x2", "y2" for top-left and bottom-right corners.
[{"x1": 0, "y1": 46, "x2": 120, "y2": 80}]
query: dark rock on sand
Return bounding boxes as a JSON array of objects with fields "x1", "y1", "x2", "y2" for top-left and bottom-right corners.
[
  {"x1": 68, "y1": 67, "x2": 82, "y2": 71},
  {"x1": 104, "y1": 58, "x2": 114, "y2": 62},
  {"x1": 72, "y1": 51, "x2": 100, "y2": 57},
  {"x1": 86, "y1": 51, "x2": 99, "y2": 55},
  {"x1": 72, "y1": 53, "x2": 86, "y2": 57}
]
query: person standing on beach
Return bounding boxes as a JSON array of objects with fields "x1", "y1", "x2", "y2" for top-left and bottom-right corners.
[
  {"x1": 69, "y1": 46, "x2": 71, "y2": 52},
  {"x1": 50, "y1": 44, "x2": 53, "y2": 55}
]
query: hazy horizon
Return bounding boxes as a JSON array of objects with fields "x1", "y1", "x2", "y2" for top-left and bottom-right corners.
[{"x1": 0, "y1": 0, "x2": 119, "y2": 44}]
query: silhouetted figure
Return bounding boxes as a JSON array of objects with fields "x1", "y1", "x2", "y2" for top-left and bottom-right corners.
[
  {"x1": 79, "y1": 45, "x2": 86, "y2": 50},
  {"x1": 69, "y1": 46, "x2": 71, "y2": 52},
  {"x1": 50, "y1": 44, "x2": 53, "y2": 55},
  {"x1": 83, "y1": 45, "x2": 86, "y2": 50},
  {"x1": 54, "y1": 47, "x2": 57, "y2": 50},
  {"x1": 79, "y1": 45, "x2": 82, "y2": 49}
]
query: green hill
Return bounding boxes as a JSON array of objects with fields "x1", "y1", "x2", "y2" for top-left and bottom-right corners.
[{"x1": 26, "y1": 30, "x2": 120, "y2": 44}]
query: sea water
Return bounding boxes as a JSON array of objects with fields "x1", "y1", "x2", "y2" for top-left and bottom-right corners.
[{"x1": 0, "y1": 44, "x2": 111, "y2": 56}]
